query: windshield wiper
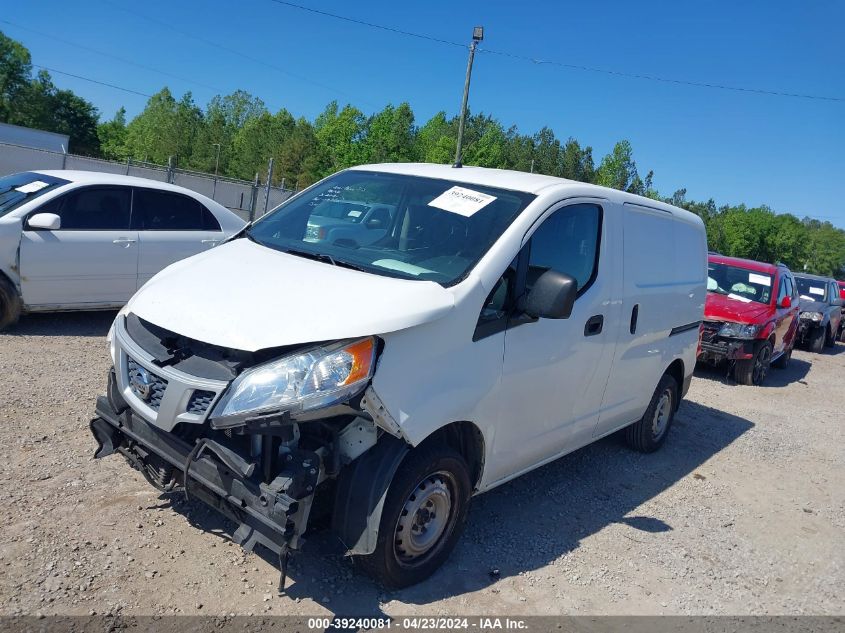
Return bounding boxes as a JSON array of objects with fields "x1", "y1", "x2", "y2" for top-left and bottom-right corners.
[{"x1": 282, "y1": 248, "x2": 367, "y2": 272}]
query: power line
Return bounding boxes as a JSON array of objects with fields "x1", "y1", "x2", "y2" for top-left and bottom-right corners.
[
  {"x1": 32, "y1": 64, "x2": 152, "y2": 98},
  {"x1": 98, "y1": 0, "x2": 377, "y2": 107},
  {"x1": 266, "y1": 0, "x2": 465, "y2": 49},
  {"x1": 1, "y1": 19, "x2": 225, "y2": 95},
  {"x1": 264, "y1": 0, "x2": 844, "y2": 104},
  {"x1": 480, "y1": 48, "x2": 844, "y2": 103}
]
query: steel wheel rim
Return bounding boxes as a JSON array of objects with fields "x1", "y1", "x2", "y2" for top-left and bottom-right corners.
[
  {"x1": 754, "y1": 345, "x2": 771, "y2": 383},
  {"x1": 651, "y1": 389, "x2": 672, "y2": 440},
  {"x1": 394, "y1": 471, "x2": 455, "y2": 565}
]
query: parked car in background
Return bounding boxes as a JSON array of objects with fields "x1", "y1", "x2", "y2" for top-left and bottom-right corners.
[
  {"x1": 0, "y1": 170, "x2": 245, "y2": 330},
  {"x1": 698, "y1": 254, "x2": 799, "y2": 385},
  {"x1": 793, "y1": 273, "x2": 843, "y2": 352},
  {"x1": 89, "y1": 163, "x2": 707, "y2": 589},
  {"x1": 304, "y1": 199, "x2": 397, "y2": 247},
  {"x1": 838, "y1": 280, "x2": 845, "y2": 342}
]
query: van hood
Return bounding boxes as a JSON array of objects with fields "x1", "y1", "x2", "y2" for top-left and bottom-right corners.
[
  {"x1": 126, "y1": 238, "x2": 456, "y2": 352},
  {"x1": 704, "y1": 292, "x2": 772, "y2": 324}
]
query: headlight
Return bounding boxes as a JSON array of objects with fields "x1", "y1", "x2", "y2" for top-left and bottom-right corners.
[
  {"x1": 800, "y1": 311, "x2": 823, "y2": 322},
  {"x1": 212, "y1": 337, "x2": 376, "y2": 423},
  {"x1": 717, "y1": 322, "x2": 760, "y2": 339}
]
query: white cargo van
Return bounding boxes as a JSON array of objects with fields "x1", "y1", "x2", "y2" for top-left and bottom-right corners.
[{"x1": 89, "y1": 163, "x2": 707, "y2": 590}]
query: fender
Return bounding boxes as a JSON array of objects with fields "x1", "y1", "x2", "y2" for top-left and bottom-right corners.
[
  {"x1": 759, "y1": 321, "x2": 776, "y2": 340},
  {"x1": 331, "y1": 433, "x2": 410, "y2": 556}
]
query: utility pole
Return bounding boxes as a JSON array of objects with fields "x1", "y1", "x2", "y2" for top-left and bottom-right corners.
[{"x1": 454, "y1": 26, "x2": 484, "y2": 168}]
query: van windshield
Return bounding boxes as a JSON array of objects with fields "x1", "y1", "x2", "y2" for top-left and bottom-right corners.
[
  {"x1": 246, "y1": 171, "x2": 535, "y2": 285},
  {"x1": 707, "y1": 262, "x2": 773, "y2": 305},
  {"x1": 0, "y1": 172, "x2": 69, "y2": 218}
]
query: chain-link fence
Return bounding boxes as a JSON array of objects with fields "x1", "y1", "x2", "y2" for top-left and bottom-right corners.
[{"x1": 0, "y1": 141, "x2": 294, "y2": 222}]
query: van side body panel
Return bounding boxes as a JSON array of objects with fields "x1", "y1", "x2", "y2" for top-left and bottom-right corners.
[
  {"x1": 372, "y1": 185, "x2": 705, "y2": 495},
  {"x1": 593, "y1": 202, "x2": 706, "y2": 437}
]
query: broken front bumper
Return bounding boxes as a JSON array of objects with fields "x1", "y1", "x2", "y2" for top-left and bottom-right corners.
[
  {"x1": 90, "y1": 396, "x2": 301, "y2": 557},
  {"x1": 697, "y1": 337, "x2": 755, "y2": 362}
]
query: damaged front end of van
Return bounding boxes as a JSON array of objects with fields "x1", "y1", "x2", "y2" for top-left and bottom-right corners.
[{"x1": 89, "y1": 310, "x2": 413, "y2": 592}]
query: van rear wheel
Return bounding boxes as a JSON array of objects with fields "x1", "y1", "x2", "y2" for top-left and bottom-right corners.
[
  {"x1": 625, "y1": 374, "x2": 677, "y2": 453},
  {"x1": 355, "y1": 443, "x2": 471, "y2": 589},
  {"x1": 0, "y1": 275, "x2": 22, "y2": 331}
]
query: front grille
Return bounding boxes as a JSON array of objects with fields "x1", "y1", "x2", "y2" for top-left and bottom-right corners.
[
  {"x1": 187, "y1": 390, "x2": 215, "y2": 415},
  {"x1": 127, "y1": 358, "x2": 167, "y2": 411},
  {"x1": 701, "y1": 321, "x2": 721, "y2": 343}
]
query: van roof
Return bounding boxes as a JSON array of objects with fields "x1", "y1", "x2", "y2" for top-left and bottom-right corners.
[
  {"x1": 349, "y1": 163, "x2": 701, "y2": 224},
  {"x1": 708, "y1": 253, "x2": 782, "y2": 275}
]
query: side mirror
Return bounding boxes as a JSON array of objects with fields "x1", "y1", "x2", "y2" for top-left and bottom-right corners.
[
  {"x1": 779, "y1": 296, "x2": 792, "y2": 309},
  {"x1": 365, "y1": 218, "x2": 382, "y2": 229},
  {"x1": 524, "y1": 270, "x2": 578, "y2": 319},
  {"x1": 28, "y1": 213, "x2": 61, "y2": 230}
]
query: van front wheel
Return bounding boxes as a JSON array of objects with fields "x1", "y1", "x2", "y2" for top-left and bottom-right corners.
[
  {"x1": 356, "y1": 444, "x2": 471, "y2": 589},
  {"x1": 625, "y1": 374, "x2": 678, "y2": 453}
]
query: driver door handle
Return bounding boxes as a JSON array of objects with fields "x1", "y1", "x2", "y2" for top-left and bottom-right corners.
[
  {"x1": 585, "y1": 314, "x2": 604, "y2": 336},
  {"x1": 112, "y1": 238, "x2": 136, "y2": 247}
]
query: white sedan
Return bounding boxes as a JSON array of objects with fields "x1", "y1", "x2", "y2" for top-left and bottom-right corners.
[{"x1": 0, "y1": 170, "x2": 246, "y2": 329}]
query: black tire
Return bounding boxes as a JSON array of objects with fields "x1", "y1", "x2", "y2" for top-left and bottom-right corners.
[
  {"x1": 625, "y1": 373, "x2": 678, "y2": 453},
  {"x1": 824, "y1": 325, "x2": 835, "y2": 348},
  {"x1": 839, "y1": 326, "x2": 845, "y2": 343},
  {"x1": 771, "y1": 345, "x2": 792, "y2": 369},
  {"x1": 356, "y1": 443, "x2": 472, "y2": 589},
  {"x1": 0, "y1": 275, "x2": 22, "y2": 331},
  {"x1": 808, "y1": 327, "x2": 825, "y2": 353},
  {"x1": 734, "y1": 340, "x2": 772, "y2": 385}
]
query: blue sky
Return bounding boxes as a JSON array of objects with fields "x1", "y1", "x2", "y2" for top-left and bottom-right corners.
[{"x1": 3, "y1": 0, "x2": 843, "y2": 226}]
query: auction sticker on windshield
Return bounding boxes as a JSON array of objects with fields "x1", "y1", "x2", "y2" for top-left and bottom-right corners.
[
  {"x1": 809, "y1": 287, "x2": 825, "y2": 296},
  {"x1": 428, "y1": 186, "x2": 497, "y2": 217},
  {"x1": 749, "y1": 273, "x2": 771, "y2": 286},
  {"x1": 14, "y1": 180, "x2": 49, "y2": 194}
]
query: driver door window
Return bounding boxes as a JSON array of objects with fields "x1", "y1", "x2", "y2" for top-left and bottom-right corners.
[{"x1": 526, "y1": 203, "x2": 601, "y2": 293}]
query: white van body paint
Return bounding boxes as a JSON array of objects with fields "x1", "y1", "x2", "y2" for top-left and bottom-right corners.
[{"x1": 112, "y1": 163, "x2": 707, "y2": 494}]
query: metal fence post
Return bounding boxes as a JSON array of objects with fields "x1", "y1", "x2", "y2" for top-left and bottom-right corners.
[
  {"x1": 249, "y1": 173, "x2": 259, "y2": 222},
  {"x1": 125, "y1": 157, "x2": 131, "y2": 175},
  {"x1": 61, "y1": 144, "x2": 67, "y2": 169},
  {"x1": 167, "y1": 156, "x2": 174, "y2": 183},
  {"x1": 262, "y1": 157, "x2": 274, "y2": 217}
]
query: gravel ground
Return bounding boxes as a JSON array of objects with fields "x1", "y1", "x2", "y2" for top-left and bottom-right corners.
[{"x1": 0, "y1": 311, "x2": 843, "y2": 617}]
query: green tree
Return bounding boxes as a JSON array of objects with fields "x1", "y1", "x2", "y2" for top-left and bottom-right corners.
[
  {"x1": 362, "y1": 102, "x2": 416, "y2": 164},
  {"x1": 596, "y1": 140, "x2": 640, "y2": 191},
  {"x1": 416, "y1": 111, "x2": 455, "y2": 164},
  {"x1": 560, "y1": 138, "x2": 595, "y2": 182},
  {"x1": 0, "y1": 30, "x2": 31, "y2": 122},
  {"x1": 229, "y1": 109, "x2": 296, "y2": 182},
  {"x1": 190, "y1": 90, "x2": 266, "y2": 173},
  {"x1": 124, "y1": 88, "x2": 203, "y2": 165},
  {"x1": 8, "y1": 69, "x2": 100, "y2": 155},
  {"x1": 98, "y1": 107, "x2": 128, "y2": 160},
  {"x1": 314, "y1": 101, "x2": 366, "y2": 175}
]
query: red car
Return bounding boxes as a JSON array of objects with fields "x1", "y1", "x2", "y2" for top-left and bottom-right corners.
[
  {"x1": 839, "y1": 281, "x2": 845, "y2": 341},
  {"x1": 698, "y1": 254, "x2": 800, "y2": 385}
]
